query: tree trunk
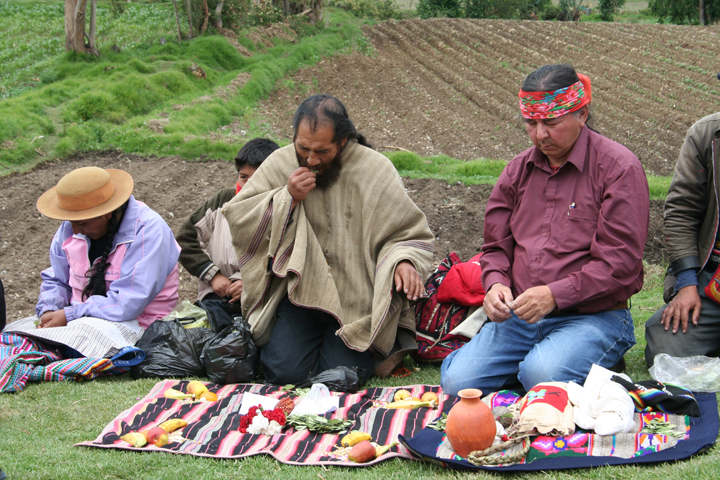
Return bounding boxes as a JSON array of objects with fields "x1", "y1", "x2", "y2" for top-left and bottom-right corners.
[
  {"x1": 88, "y1": 0, "x2": 96, "y2": 51},
  {"x1": 312, "y1": 0, "x2": 322, "y2": 23},
  {"x1": 73, "y1": 0, "x2": 87, "y2": 49},
  {"x1": 185, "y1": 0, "x2": 193, "y2": 38},
  {"x1": 214, "y1": 0, "x2": 224, "y2": 29},
  {"x1": 201, "y1": 0, "x2": 209, "y2": 33},
  {"x1": 283, "y1": 0, "x2": 290, "y2": 15},
  {"x1": 172, "y1": 0, "x2": 184, "y2": 40},
  {"x1": 699, "y1": 0, "x2": 707, "y2": 25},
  {"x1": 65, "y1": 0, "x2": 76, "y2": 51}
]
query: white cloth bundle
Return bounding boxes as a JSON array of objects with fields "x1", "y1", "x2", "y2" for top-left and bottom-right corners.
[{"x1": 567, "y1": 364, "x2": 636, "y2": 436}]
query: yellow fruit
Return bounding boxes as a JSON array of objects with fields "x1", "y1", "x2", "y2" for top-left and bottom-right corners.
[
  {"x1": 164, "y1": 388, "x2": 194, "y2": 400},
  {"x1": 341, "y1": 431, "x2": 372, "y2": 447},
  {"x1": 375, "y1": 440, "x2": 399, "y2": 458},
  {"x1": 187, "y1": 381, "x2": 209, "y2": 398},
  {"x1": 421, "y1": 392, "x2": 439, "y2": 403},
  {"x1": 393, "y1": 389, "x2": 411, "y2": 401},
  {"x1": 158, "y1": 419, "x2": 188, "y2": 433},
  {"x1": 385, "y1": 399, "x2": 433, "y2": 409},
  {"x1": 120, "y1": 431, "x2": 147, "y2": 447},
  {"x1": 199, "y1": 391, "x2": 218, "y2": 402}
]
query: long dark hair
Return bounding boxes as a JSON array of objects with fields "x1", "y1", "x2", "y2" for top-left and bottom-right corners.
[
  {"x1": 292, "y1": 94, "x2": 373, "y2": 149},
  {"x1": 522, "y1": 64, "x2": 594, "y2": 129},
  {"x1": 81, "y1": 201, "x2": 129, "y2": 301}
]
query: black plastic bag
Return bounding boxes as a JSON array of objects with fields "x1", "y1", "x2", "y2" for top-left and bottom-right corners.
[
  {"x1": 195, "y1": 298, "x2": 242, "y2": 333},
  {"x1": 298, "y1": 366, "x2": 365, "y2": 393},
  {"x1": 200, "y1": 318, "x2": 258, "y2": 384},
  {"x1": 130, "y1": 319, "x2": 216, "y2": 379}
]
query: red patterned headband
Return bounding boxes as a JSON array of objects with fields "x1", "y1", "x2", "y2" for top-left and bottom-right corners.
[{"x1": 518, "y1": 73, "x2": 592, "y2": 119}]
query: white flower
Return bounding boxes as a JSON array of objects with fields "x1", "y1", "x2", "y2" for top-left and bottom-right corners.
[
  {"x1": 247, "y1": 414, "x2": 270, "y2": 434},
  {"x1": 266, "y1": 420, "x2": 282, "y2": 435}
]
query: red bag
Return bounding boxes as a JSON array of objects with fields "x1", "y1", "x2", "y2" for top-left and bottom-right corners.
[
  {"x1": 437, "y1": 253, "x2": 485, "y2": 306},
  {"x1": 413, "y1": 252, "x2": 475, "y2": 363}
]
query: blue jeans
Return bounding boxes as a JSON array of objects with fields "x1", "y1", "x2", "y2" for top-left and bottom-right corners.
[{"x1": 440, "y1": 309, "x2": 636, "y2": 395}]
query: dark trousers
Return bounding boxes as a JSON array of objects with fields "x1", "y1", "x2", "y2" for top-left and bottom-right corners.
[
  {"x1": 646, "y1": 269, "x2": 720, "y2": 366},
  {"x1": 260, "y1": 296, "x2": 376, "y2": 385}
]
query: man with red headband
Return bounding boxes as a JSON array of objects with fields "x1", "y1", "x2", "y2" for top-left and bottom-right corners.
[{"x1": 441, "y1": 64, "x2": 650, "y2": 395}]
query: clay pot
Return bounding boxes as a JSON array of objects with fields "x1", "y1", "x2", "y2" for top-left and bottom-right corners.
[{"x1": 445, "y1": 388, "x2": 496, "y2": 458}]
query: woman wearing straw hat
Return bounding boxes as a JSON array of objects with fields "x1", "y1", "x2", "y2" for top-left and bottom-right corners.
[{"x1": 34, "y1": 167, "x2": 180, "y2": 331}]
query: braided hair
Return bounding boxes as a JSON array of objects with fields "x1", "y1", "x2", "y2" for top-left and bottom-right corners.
[{"x1": 81, "y1": 201, "x2": 129, "y2": 301}]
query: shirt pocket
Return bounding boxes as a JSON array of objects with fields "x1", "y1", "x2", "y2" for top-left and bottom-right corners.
[{"x1": 560, "y1": 208, "x2": 599, "y2": 251}]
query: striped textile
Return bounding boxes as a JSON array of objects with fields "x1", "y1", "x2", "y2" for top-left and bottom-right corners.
[
  {"x1": 0, "y1": 333, "x2": 126, "y2": 393},
  {"x1": 4, "y1": 316, "x2": 143, "y2": 359},
  {"x1": 78, "y1": 379, "x2": 446, "y2": 465}
]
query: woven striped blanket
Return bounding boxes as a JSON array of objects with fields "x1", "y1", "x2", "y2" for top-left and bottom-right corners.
[
  {"x1": 0, "y1": 333, "x2": 126, "y2": 393},
  {"x1": 78, "y1": 379, "x2": 445, "y2": 465},
  {"x1": 4, "y1": 316, "x2": 143, "y2": 359}
]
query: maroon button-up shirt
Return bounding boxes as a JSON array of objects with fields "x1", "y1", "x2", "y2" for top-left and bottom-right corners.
[{"x1": 481, "y1": 126, "x2": 649, "y2": 313}]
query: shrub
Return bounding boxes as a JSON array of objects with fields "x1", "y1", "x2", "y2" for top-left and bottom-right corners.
[
  {"x1": 598, "y1": 0, "x2": 626, "y2": 21},
  {"x1": 418, "y1": 0, "x2": 461, "y2": 18},
  {"x1": 326, "y1": 0, "x2": 399, "y2": 20}
]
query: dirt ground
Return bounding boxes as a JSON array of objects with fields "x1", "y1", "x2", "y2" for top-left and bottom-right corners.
[
  {"x1": 0, "y1": 151, "x2": 663, "y2": 320},
  {"x1": 255, "y1": 19, "x2": 720, "y2": 177},
  {"x1": 6, "y1": 17, "x2": 704, "y2": 319}
]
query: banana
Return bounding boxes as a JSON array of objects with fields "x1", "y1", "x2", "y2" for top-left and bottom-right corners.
[
  {"x1": 375, "y1": 440, "x2": 399, "y2": 457},
  {"x1": 164, "y1": 388, "x2": 194, "y2": 400},
  {"x1": 384, "y1": 399, "x2": 433, "y2": 410},
  {"x1": 120, "y1": 431, "x2": 147, "y2": 447},
  {"x1": 341, "y1": 430, "x2": 372, "y2": 447},
  {"x1": 158, "y1": 418, "x2": 188, "y2": 433}
]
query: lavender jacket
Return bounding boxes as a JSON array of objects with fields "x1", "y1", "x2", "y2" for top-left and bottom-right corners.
[{"x1": 36, "y1": 196, "x2": 180, "y2": 328}]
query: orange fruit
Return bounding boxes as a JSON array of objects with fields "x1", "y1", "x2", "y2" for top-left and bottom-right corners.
[
  {"x1": 394, "y1": 389, "x2": 411, "y2": 401},
  {"x1": 199, "y1": 391, "x2": 218, "y2": 402},
  {"x1": 421, "y1": 392, "x2": 439, "y2": 403}
]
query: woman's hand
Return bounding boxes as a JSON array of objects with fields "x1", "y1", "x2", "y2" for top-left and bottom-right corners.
[{"x1": 38, "y1": 309, "x2": 68, "y2": 328}]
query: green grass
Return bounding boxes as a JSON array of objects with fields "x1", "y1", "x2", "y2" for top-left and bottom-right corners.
[
  {"x1": 0, "y1": 0, "x2": 178, "y2": 98},
  {"x1": 4, "y1": 266, "x2": 720, "y2": 479},
  {"x1": 386, "y1": 151, "x2": 673, "y2": 200},
  {"x1": 0, "y1": 8, "x2": 371, "y2": 174}
]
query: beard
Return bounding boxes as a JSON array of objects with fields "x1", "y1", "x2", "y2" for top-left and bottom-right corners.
[{"x1": 296, "y1": 148, "x2": 343, "y2": 190}]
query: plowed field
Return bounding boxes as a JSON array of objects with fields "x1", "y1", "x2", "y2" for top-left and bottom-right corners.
[{"x1": 259, "y1": 19, "x2": 720, "y2": 176}]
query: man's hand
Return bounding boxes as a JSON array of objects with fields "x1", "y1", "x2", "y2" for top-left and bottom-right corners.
[
  {"x1": 661, "y1": 285, "x2": 702, "y2": 334},
  {"x1": 288, "y1": 167, "x2": 317, "y2": 204},
  {"x1": 509, "y1": 285, "x2": 556, "y2": 324},
  {"x1": 227, "y1": 279, "x2": 243, "y2": 304},
  {"x1": 210, "y1": 273, "x2": 231, "y2": 297},
  {"x1": 483, "y1": 283, "x2": 514, "y2": 323},
  {"x1": 38, "y1": 309, "x2": 67, "y2": 329},
  {"x1": 394, "y1": 260, "x2": 424, "y2": 301}
]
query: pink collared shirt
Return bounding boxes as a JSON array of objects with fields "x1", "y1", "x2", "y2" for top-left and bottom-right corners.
[{"x1": 481, "y1": 126, "x2": 650, "y2": 313}]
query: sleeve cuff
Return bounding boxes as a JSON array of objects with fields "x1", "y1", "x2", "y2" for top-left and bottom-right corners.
[
  {"x1": 547, "y1": 277, "x2": 576, "y2": 310},
  {"x1": 674, "y1": 268, "x2": 699, "y2": 292},
  {"x1": 199, "y1": 264, "x2": 220, "y2": 282},
  {"x1": 64, "y1": 305, "x2": 78, "y2": 322}
]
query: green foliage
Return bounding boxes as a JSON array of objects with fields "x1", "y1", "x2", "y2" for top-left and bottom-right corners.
[
  {"x1": 418, "y1": 0, "x2": 461, "y2": 18},
  {"x1": 64, "y1": 91, "x2": 119, "y2": 122},
  {"x1": 598, "y1": 0, "x2": 626, "y2": 20},
  {"x1": 246, "y1": 2, "x2": 285, "y2": 26},
  {"x1": 649, "y1": 0, "x2": 720, "y2": 24},
  {"x1": 327, "y1": 0, "x2": 400, "y2": 20},
  {"x1": 465, "y1": 0, "x2": 550, "y2": 19}
]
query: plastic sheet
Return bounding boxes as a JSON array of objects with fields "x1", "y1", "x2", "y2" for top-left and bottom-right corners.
[
  {"x1": 200, "y1": 319, "x2": 258, "y2": 384},
  {"x1": 130, "y1": 319, "x2": 216, "y2": 379},
  {"x1": 649, "y1": 353, "x2": 720, "y2": 392}
]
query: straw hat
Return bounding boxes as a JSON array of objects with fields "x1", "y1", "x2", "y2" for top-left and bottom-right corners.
[{"x1": 37, "y1": 167, "x2": 134, "y2": 221}]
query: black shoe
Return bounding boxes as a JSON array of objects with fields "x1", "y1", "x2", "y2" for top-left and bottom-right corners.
[
  {"x1": 0, "y1": 468, "x2": 6, "y2": 480},
  {"x1": 608, "y1": 357, "x2": 626, "y2": 374}
]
